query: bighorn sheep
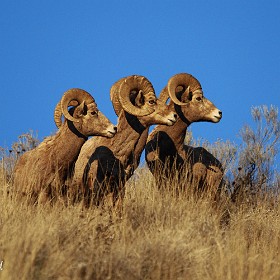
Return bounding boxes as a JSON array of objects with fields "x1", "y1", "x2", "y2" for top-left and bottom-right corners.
[
  {"x1": 145, "y1": 73, "x2": 223, "y2": 196},
  {"x1": 13, "y1": 88, "x2": 117, "y2": 203},
  {"x1": 71, "y1": 75, "x2": 178, "y2": 207}
]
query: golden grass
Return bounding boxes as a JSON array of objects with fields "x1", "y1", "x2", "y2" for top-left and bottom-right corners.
[{"x1": 1, "y1": 165, "x2": 280, "y2": 280}]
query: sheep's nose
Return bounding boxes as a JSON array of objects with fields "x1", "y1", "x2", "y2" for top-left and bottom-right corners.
[
  {"x1": 174, "y1": 113, "x2": 178, "y2": 119},
  {"x1": 114, "y1": 126, "x2": 117, "y2": 132},
  {"x1": 218, "y1": 111, "x2": 222, "y2": 117}
]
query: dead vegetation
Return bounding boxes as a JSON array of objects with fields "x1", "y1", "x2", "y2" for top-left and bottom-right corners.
[{"x1": 0, "y1": 105, "x2": 279, "y2": 280}]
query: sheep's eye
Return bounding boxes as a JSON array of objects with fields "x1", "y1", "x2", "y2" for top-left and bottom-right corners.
[
  {"x1": 196, "y1": 97, "x2": 202, "y2": 101},
  {"x1": 91, "y1": 111, "x2": 98, "y2": 116},
  {"x1": 149, "y1": 100, "x2": 156, "y2": 105}
]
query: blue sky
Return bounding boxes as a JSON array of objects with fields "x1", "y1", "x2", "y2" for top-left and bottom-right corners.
[{"x1": 1, "y1": 1, "x2": 279, "y2": 166}]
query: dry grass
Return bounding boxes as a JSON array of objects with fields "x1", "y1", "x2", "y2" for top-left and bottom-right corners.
[
  {"x1": 1, "y1": 164, "x2": 280, "y2": 280},
  {"x1": 1, "y1": 105, "x2": 279, "y2": 279}
]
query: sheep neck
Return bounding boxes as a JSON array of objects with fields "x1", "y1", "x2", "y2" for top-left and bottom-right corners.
[
  {"x1": 52, "y1": 121, "x2": 87, "y2": 166},
  {"x1": 151, "y1": 102, "x2": 192, "y2": 153},
  {"x1": 154, "y1": 117, "x2": 188, "y2": 147},
  {"x1": 108, "y1": 111, "x2": 146, "y2": 165},
  {"x1": 67, "y1": 119, "x2": 87, "y2": 141}
]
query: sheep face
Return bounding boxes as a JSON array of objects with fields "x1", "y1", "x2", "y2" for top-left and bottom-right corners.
[
  {"x1": 175, "y1": 88, "x2": 222, "y2": 124},
  {"x1": 133, "y1": 91, "x2": 177, "y2": 126},
  {"x1": 72, "y1": 102, "x2": 117, "y2": 138}
]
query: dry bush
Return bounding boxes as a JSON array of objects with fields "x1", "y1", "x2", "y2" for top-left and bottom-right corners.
[
  {"x1": 0, "y1": 131, "x2": 39, "y2": 183},
  {"x1": 230, "y1": 105, "x2": 280, "y2": 203},
  {"x1": 0, "y1": 105, "x2": 280, "y2": 279},
  {"x1": 187, "y1": 105, "x2": 280, "y2": 205}
]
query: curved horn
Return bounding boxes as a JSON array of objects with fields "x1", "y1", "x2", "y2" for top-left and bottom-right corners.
[
  {"x1": 54, "y1": 101, "x2": 63, "y2": 128},
  {"x1": 118, "y1": 75, "x2": 155, "y2": 117},
  {"x1": 54, "y1": 100, "x2": 79, "y2": 128},
  {"x1": 167, "y1": 73, "x2": 202, "y2": 106},
  {"x1": 158, "y1": 87, "x2": 170, "y2": 104},
  {"x1": 60, "y1": 88, "x2": 95, "y2": 123},
  {"x1": 110, "y1": 78, "x2": 126, "y2": 116}
]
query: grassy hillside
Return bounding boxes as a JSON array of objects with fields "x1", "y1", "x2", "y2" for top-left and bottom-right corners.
[
  {"x1": 0, "y1": 167, "x2": 280, "y2": 280},
  {"x1": 0, "y1": 105, "x2": 279, "y2": 280}
]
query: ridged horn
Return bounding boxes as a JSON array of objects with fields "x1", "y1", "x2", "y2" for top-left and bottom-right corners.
[
  {"x1": 110, "y1": 78, "x2": 126, "y2": 116},
  {"x1": 118, "y1": 75, "x2": 155, "y2": 117},
  {"x1": 158, "y1": 87, "x2": 170, "y2": 104},
  {"x1": 54, "y1": 100, "x2": 79, "y2": 128},
  {"x1": 60, "y1": 88, "x2": 95, "y2": 123},
  {"x1": 167, "y1": 73, "x2": 202, "y2": 106}
]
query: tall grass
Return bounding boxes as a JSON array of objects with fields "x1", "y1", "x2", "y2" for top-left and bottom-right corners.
[{"x1": 0, "y1": 105, "x2": 279, "y2": 280}]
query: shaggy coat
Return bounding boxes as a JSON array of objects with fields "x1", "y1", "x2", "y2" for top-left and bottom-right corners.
[
  {"x1": 72, "y1": 76, "x2": 177, "y2": 207},
  {"x1": 145, "y1": 73, "x2": 223, "y2": 195},
  {"x1": 13, "y1": 89, "x2": 116, "y2": 203}
]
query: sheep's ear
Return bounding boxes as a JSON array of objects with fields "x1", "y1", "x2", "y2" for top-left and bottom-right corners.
[
  {"x1": 134, "y1": 90, "x2": 145, "y2": 107},
  {"x1": 182, "y1": 87, "x2": 193, "y2": 102},
  {"x1": 176, "y1": 86, "x2": 184, "y2": 93},
  {"x1": 75, "y1": 101, "x2": 87, "y2": 118}
]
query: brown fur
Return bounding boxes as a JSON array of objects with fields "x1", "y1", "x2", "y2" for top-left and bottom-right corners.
[
  {"x1": 145, "y1": 81, "x2": 223, "y2": 195},
  {"x1": 71, "y1": 77, "x2": 177, "y2": 207},
  {"x1": 13, "y1": 99, "x2": 116, "y2": 204}
]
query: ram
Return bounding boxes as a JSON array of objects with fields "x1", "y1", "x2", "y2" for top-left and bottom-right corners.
[
  {"x1": 71, "y1": 75, "x2": 178, "y2": 207},
  {"x1": 145, "y1": 73, "x2": 223, "y2": 196},
  {"x1": 124, "y1": 80, "x2": 186, "y2": 180},
  {"x1": 13, "y1": 88, "x2": 116, "y2": 203}
]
